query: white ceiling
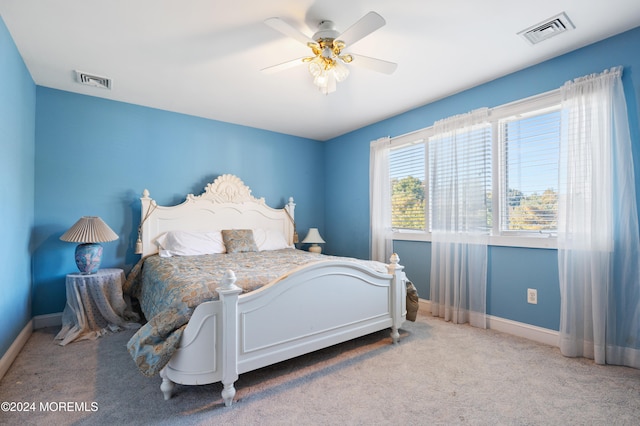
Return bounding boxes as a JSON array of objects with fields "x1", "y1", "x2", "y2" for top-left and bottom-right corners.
[{"x1": 2, "y1": 0, "x2": 640, "y2": 141}]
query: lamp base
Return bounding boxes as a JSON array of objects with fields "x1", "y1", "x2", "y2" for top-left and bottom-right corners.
[
  {"x1": 75, "y1": 243, "x2": 103, "y2": 274},
  {"x1": 308, "y1": 244, "x2": 322, "y2": 254}
]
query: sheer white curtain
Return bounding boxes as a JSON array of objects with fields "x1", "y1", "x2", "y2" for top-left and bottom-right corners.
[
  {"x1": 558, "y1": 66, "x2": 640, "y2": 368},
  {"x1": 429, "y1": 108, "x2": 490, "y2": 328},
  {"x1": 370, "y1": 137, "x2": 393, "y2": 263}
]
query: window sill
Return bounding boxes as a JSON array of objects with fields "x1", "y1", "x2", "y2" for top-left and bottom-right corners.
[
  {"x1": 392, "y1": 231, "x2": 429, "y2": 242},
  {"x1": 392, "y1": 231, "x2": 557, "y2": 250},
  {"x1": 488, "y1": 235, "x2": 557, "y2": 249}
]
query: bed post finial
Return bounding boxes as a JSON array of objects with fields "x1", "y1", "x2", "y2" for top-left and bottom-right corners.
[
  {"x1": 137, "y1": 190, "x2": 157, "y2": 255},
  {"x1": 285, "y1": 197, "x2": 297, "y2": 244},
  {"x1": 221, "y1": 270, "x2": 238, "y2": 290},
  {"x1": 285, "y1": 197, "x2": 296, "y2": 220}
]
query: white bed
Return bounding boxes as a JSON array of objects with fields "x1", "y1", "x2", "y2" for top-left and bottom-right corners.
[{"x1": 132, "y1": 174, "x2": 407, "y2": 406}]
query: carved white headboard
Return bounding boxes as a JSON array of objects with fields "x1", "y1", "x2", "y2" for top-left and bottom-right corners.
[{"x1": 136, "y1": 174, "x2": 296, "y2": 257}]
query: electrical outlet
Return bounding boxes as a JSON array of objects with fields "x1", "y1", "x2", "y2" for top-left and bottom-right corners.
[{"x1": 527, "y1": 288, "x2": 538, "y2": 304}]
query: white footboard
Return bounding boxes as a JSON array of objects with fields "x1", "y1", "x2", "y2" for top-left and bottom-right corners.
[
  {"x1": 159, "y1": 270, "x2": 241, "y2": 401},
  {"x1": 160, "y1": 255, "x2": 406, "y2": 406}
]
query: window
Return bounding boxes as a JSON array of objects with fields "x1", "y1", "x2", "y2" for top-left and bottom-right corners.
[
  {"x1": 429, "y1": 122, "x2": 492, "y2": 234},
  {"x1": 384, "y1": 90, "x2": 561, "y2": 248},
  {"x1": 499, "y1": 107, "x2": 560, "y2": 234},
  {"x1": 389, "y1": 142, "x2": 426, "y2": 231}
]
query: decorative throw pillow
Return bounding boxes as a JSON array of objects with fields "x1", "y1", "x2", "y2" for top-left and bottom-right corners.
[{"x1": 222, "y1": 229, "x2": 259, "y2": 253}]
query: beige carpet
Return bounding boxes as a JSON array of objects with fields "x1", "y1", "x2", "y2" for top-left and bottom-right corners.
[{"x1": 1, "y1": 308, "x2": 639, "y2": 425}]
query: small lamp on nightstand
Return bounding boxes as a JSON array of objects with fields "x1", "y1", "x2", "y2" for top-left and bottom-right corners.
[
  {"x1": 60, "y1": 216, "x2": 119, "y2": 274},
  {"x1": 302, "y1": 228, "x2": 325, "y2": 254}
]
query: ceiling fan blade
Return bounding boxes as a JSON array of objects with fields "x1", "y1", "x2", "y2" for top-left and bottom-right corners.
[
  {"x1": 260, "y1": 57, "x2": 306, "y2": 74},
  {"x1": 349, "y1": 54, "x2": 398, "y2": 74},
  {"x1": 264, "y1": 17, "x2": 315, "y2": 45},
  {"x1": 337, "y1": 11, "x2": 386, "y2": 47}
]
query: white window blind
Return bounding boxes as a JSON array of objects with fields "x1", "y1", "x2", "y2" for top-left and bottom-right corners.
[
  {"x1": 381, "y1": 89, "x2": 562, "y2": 246},
  {"x1": 499, "y1": 107, "x2": 560, "y2": 232},
  {"x1": 429, "y1": 123, "x2": 492, "y2": 233},
  {"x1": 389, "y1": 142, "x2": 426, "y2": 230}
]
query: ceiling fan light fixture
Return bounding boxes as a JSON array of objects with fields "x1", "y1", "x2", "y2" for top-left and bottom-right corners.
[
  {"x1": 309, "y1": 63, "x2": 333, "y2": 94},
  {"x1": 263, "y1": 11, "x2": 396, "y2": 94},
  {"x1": 304, "y1": 36, "x2": 352, "y2": 93},
  {"x1": 316, "y1": 71, "x2": 337, "y2": 95},
  {"x1": 308, "y1": 61, "x2": 323, "y2": 77},
  {"x1": 314, "y1": 71, "x2": 329, "y2": 88},
  {"x1": 307, "y1": 53, "x2": 348, "y2": 94},
  {"x1": 333, "y1": 60, "x2": 350, "y2": 82}
]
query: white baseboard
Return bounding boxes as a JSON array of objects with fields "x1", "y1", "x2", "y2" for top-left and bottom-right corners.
[
  {"x1": 33, "y1": 312, "x2": 62, "y2": 329},
  {"x1": 0, "y1": 320, "x2": 32, "y2": 382},
  {"x1": 0, "y1": 313, "x2": 63, "y2": 382},
  {"x1": 417, "y1": 299, "x2": 559, "y2": 348},
  {"x1": 486, "y1": 315, "x2": 559, "y2": 347}
]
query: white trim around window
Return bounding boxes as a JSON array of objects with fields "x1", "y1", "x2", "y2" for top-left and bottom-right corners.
[{"x1": 393, "y1": 230, "x2": 557, "y2": 249}]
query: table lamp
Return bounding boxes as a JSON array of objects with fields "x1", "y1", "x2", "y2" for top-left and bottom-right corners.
[
  {"x1": 60, "y1": 216, "x2": 119, "y2": 274},
  {"x1": 301, "y1": 228, "x2": 325, "y2": 254}
]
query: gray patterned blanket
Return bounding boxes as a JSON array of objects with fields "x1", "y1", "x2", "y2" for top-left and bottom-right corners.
[{"x1": 124, "y1": 249, "x2": 388, "y2": 376}]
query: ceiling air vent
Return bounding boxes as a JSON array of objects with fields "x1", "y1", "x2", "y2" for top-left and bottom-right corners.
[
  {"x1": 74, "y1": 70, "x2": 112, "y2": 89},
  {"x1": 518, "y1": 12, "x2": 575, "y2": 45}
]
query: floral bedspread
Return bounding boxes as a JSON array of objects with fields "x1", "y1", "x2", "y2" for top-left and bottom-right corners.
[{"x1": 124, "y1": 249, "x2": 388, "y2": 376}]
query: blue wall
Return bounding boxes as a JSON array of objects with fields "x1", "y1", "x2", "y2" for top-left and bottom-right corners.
[
  {"x1": 32, "y1": 88, "x2": 324, "y2": 316},
  {"x1": 2, "y1": 19, "x2": 640, "y2": 361},
  {"x1": 0, "y1": 17, "x2": 35, "y2": 357},
  {"x1": 324, "y1": 26, "x2": 640, "y2": 331}
]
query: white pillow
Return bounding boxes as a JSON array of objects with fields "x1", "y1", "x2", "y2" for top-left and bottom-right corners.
[
  {"x1": 155, "y1": 230, "x2": 226, "y2": 257},
  {"x1": 253, "y1": 228, "x2": 294, "y2": 251}
]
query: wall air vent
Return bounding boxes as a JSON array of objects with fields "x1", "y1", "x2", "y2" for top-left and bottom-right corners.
[
  {"x1": 518, "y1": 12, "x2": 575, "y2": 45},
  {"x1": 74, "y1": 70, "x2": 112, "y2": 89}
]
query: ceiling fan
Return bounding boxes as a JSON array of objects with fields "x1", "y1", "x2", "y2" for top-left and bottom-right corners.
[{"x1": 262, "y1": 11, "x2": 397, "y2": 94}]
